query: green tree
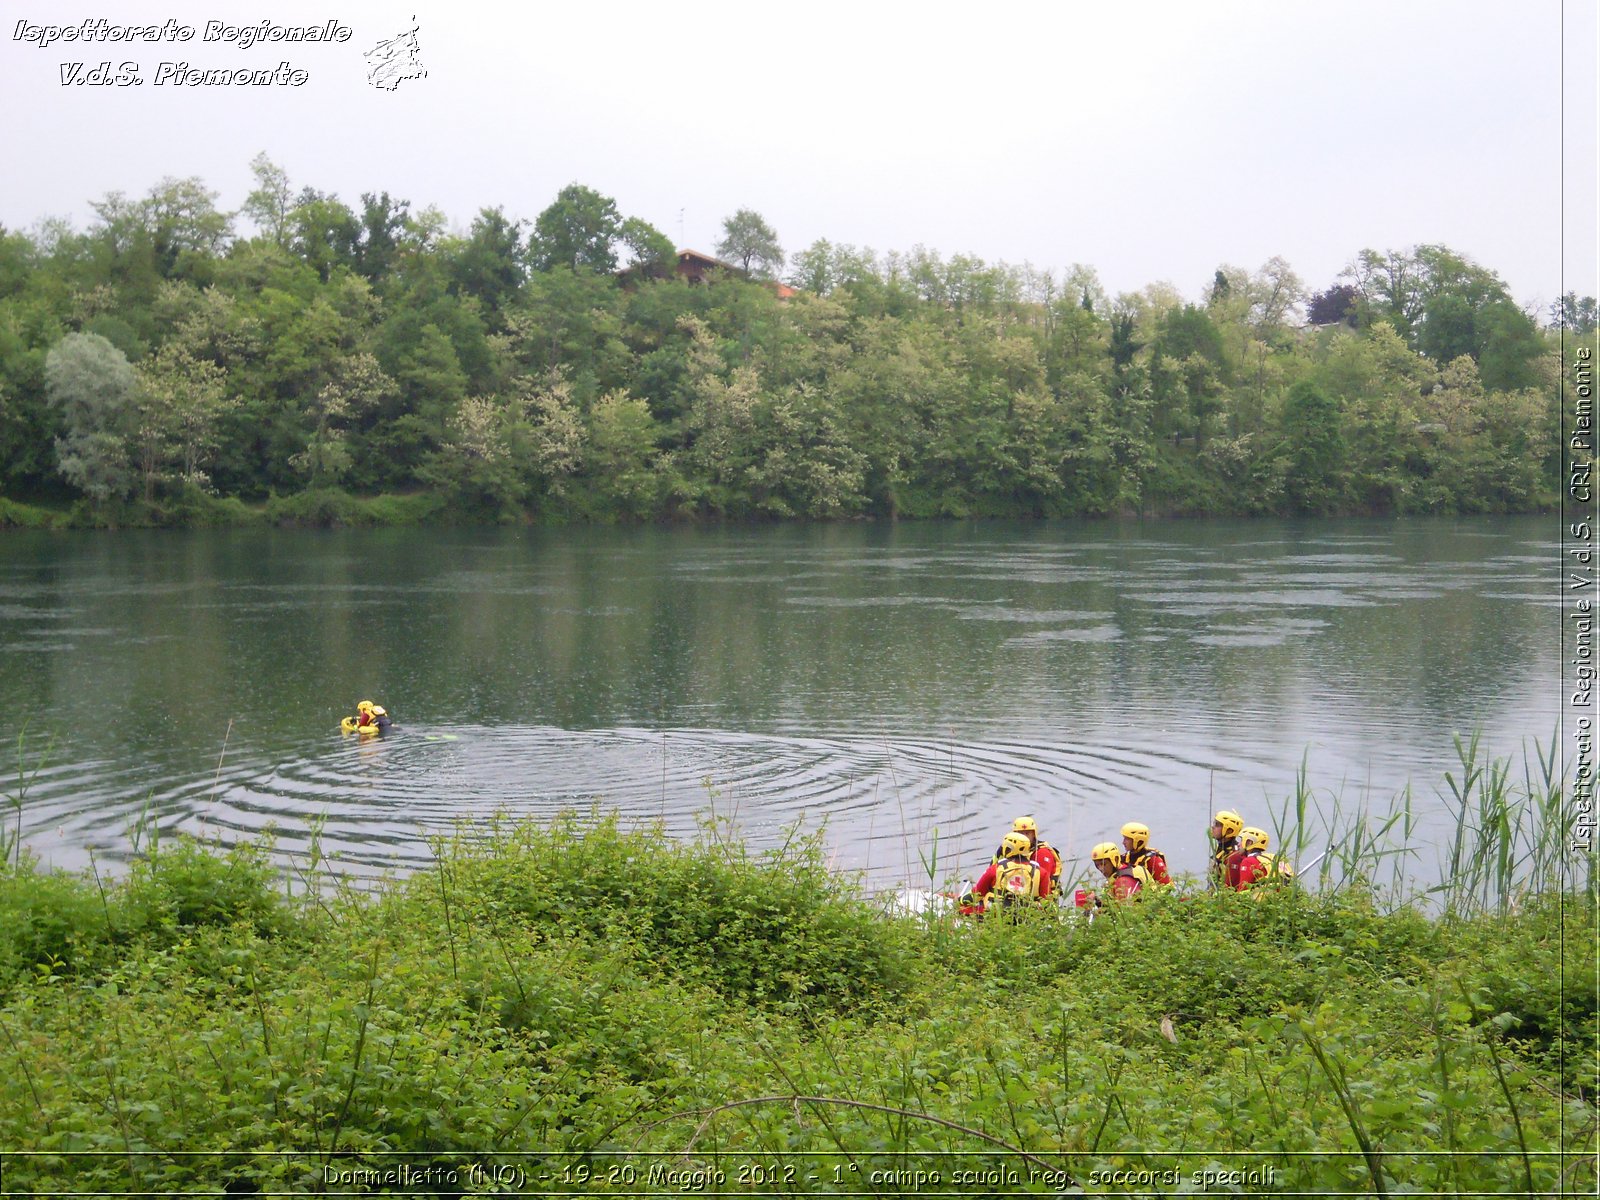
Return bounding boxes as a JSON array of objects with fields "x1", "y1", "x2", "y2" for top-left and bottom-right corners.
[
  {"x1": 1282, "y1": 378, "x2": 1344, "y2": 514},
  {"x1": 446, "y1": 207, "x2": 526, "y2": 318},
  {"x1": 288, "y1": 191, "x2": 361, "y2": 283},
  {"x1": 1344, "y1": 243, "x2": 1528, "y2": 383},
  {"x1": 528, "y1": 184, "x2": 623, "y2": 273},
  {"x1": 581, "y1": 389, "x2": 662, "y2": 518},
  {"x1": 787, "y1": 239, "x2": 836, "y2": 295},
  {"x1": 45, "y1": 332, "x2": 136, "y2": 502},
  {"x1": 422, "y1": 392, "x2": 528, "y2": 513},
  {"x1": 1551, "y1": 292, "x2": 1598, "y2": 334},
  {"x1": 0, "y1": 293, "x2": 66, "y2": 494},
  {"x1": 1473, "y1": 299, "x2": 1545, "y2": 392},
  {"x1": 1246, "y1": 256, "x2": 1304, "y2": 337},
  {"x1": 289, "y1": 352, "x2": 395, "y2": 489},
  {"x1": 355, "y1": 192, "x2": 410, "y2": 283},
  {"x1": 1314, "y1": 324, "x2": 1429, "y2": 512},
  {"x1": 132, "y1": 343, "x2": 230, "y2": 499},
  {"x1": 364, "y1": 322, "x2": 468, "y2": 487},
  {"x1": 501, "y1": 269, "x2": 631, "y2": 396},
  {"x1": 715, "y1": 209, "x2": 784, "y2": 280},
  {"x1": 91, "y1": 178, "x2": 233, "y2": 281},
  {"x1": 1156, "y1": 303, "x2": 1225, "y2": 366},
  {"x1": 618, "y1": 217, "x2": 675, "y2": 277},
  {"x1": 242, "y1": 153, "x2": 293, "y2": 248}
]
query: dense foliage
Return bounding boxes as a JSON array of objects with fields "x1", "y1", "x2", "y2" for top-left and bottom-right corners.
[
  {"x1": 0, "y1": 809, "x2": 1592, "y2": 1195},
  {"x1": 0, "y1": 168, "x2": 1583, "y2": 527}
]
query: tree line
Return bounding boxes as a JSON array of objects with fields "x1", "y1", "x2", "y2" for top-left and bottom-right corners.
[{"x1": 0, "y1": 158, "x2": 1589, "y2": 525}]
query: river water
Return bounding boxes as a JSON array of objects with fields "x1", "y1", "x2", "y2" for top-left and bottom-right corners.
[{"x1": 0, "y1": 516, "x2": 1563, "y2": 893}]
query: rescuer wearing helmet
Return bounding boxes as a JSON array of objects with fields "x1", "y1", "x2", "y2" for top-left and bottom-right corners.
[
  {"x1": 1120, "y1": 821, "x2": 1171, "y2": 886},
  {"x1": 354, "y1": 699, "x2": 392, "y2": 733},
  {"x1": 1089, "y1": 841, "x2": 1145, "y2": 902},
  {"x1": 1209, "y1": 809, "x2": 1244, "y2": 890},
  {"x1": 971, "y1": 830, "x2": 1047, "y2": 915},
  {"x1": 994, "y1": 816, "x2": 1062, "y2": 895},
  {"x1": 1234, "y1": 827, "x2": 1294, "y2": 890}
]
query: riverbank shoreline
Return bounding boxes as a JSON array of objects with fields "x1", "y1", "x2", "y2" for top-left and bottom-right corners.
[
  {"x1": 1, "y1": 806, "x2": 1593, "y2": 1196},
  {"x1": 0, "y1": 486, "x2": 1563, "y2": 532}
]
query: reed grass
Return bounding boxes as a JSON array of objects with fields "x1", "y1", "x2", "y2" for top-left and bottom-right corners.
[
  {"x1": 1264, "y1": 732, "x2": 1591, "y2": 916},
  {"x1": 0, "y1": 723, "x2": 53, "y2": 871}
]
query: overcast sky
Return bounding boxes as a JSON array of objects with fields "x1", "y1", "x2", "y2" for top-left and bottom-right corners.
[{"x1": 2, "y1": 0, "x2": 1594, "y2": 312}]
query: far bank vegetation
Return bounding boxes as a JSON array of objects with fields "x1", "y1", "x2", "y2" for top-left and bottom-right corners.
[{"x1": 0, "y1": 162, "x2": 1588, "y2": 528}]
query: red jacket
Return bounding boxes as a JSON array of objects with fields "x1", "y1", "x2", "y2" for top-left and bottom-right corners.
[
  {"x1": 1224, "y1": 847, "x2": 1250, "y2": 889},
  {"x1": 1235, "y1": 851, "x2": 1289, "y2": 889},
  {"x1": 1129, "y1": 847, "x2": 1170, "y2": 886},
  {"x1": 1033, "y1": 842, "x2": 1061, "y2": 891},
  {"x1": 1108, "y1": 867, "x2": 1143, "y2": 901}
]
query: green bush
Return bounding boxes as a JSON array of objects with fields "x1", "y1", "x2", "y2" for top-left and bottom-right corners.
[
  {"x1": 155, "y1": 484, "x2": 264, "y2": 528},
  {"x1": 1443, "y1": 895, "x2": 1598, "y2": 1095},
  {"x1": 0, "y1": 496, "x2": 57, "y2": 528},
  {"x1": 0, "y1": 820, "x2": 1588, "y2": 1196},
  {"x1": 263, "y1": 488, "x2": 449, "y2": 527},
  {"x1": 120, "y1": 836, "x2": 286, "y2": 939},
  {"x1": 428, "y1": 813, "x2": 914, "y2": 1014},
  {"x1": 263, "y1": 487, "x2": 364, "y2": 527},
  {"x1": 0, "y1": 864, "x2": 113, "y2": 989}
]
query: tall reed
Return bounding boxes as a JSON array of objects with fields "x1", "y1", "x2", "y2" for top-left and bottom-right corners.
[
  {"x1": 1265, "y1": 731, "x2": 1590, "y2": 914},
  {"x1": 1, "y1": 723, "x2": 54, "y2": 871}
]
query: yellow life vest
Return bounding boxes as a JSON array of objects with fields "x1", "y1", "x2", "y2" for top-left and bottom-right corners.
[{"x1": 988, "y1": 858, "x2": 1042, "y2": 909}]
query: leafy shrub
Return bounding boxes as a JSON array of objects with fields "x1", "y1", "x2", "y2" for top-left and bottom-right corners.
[
  {"x1": 120, "y1": 837, "x2": 285, "y2": 939},
  {"x1": 264, "y1": 487, "x2": 364, "y2": 527},
  {"x1": 0, "y1": 496, "x2": 57, "y2": 528},
  {"x1": 431, "y1": 813, "x2": 914, "y2": 1014},
  {"x1": 363, "y1": 490, "x2": 446, "y2": 525},
  {"x1": 0, "y1": 821, "x2": 1588, "y2": 1197},
  {"x1": 263, "y1": 488, "x2": 448, "y2": 528},
  {"x1": 154, "y1": 485, "x2": 263, "y2": 528},
  {"x1": 1444, "y1": 894, "x2": 1598, "y2": 1094},
  {"x1": 0, "y1": 864, "x2": 113, "y2": 989}
]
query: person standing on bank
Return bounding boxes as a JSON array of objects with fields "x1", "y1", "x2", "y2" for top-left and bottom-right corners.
[
  {"x1": 994, "y1": 816, "x2": 1061, "y2": 896},
  {"x1": 1120, "y1": 821, "x2": 1171, "y2": 886},
  {"x1": 972, "y1": 831, "x2": 1048, "y2": 916},
  {"x1": 1089, "y1": 842, "x2": 1148, "y2": 902},
  {"x1": 1209, "y1": 810, "x2": 1244, "y2": 890}
]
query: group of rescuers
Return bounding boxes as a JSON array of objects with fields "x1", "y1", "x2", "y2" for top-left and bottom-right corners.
[{"x1": 959, "y1": 809, "x2": 1293, "y2": 917}]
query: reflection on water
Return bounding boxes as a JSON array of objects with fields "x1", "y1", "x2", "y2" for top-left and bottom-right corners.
[{"x1": 0, "y1": 516, "x2": 1562, "y2": 891}]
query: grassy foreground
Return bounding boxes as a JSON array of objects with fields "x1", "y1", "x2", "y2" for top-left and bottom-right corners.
[{"x1": 0, "y1": 812, "x2": 1594, "y2": 1197}]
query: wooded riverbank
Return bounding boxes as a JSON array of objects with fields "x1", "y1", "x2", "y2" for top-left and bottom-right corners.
[{"x1": 2, "y1": 174, "x2": 1578, "y2": 529}]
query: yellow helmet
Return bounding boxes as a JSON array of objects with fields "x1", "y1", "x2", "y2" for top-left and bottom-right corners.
[
  {"x1": 999, "y1": 832, "x2": 1032, "y2": 859},
  {"x1": 1012, "y1": 816, "x2": 1038, "y2": 835},
  {"x1": 1213, "y1": 810, "x2": 1244, "y2": 839},
  {"x1": 1091, "y1": 841, "x2": 1124, "y2": 867},
  {"x1": 1121, "y1": 821, "x2": 1150, "y2": 850},
  {"x1": 357, "y1": 700, "x2": 374, "y2": 713},
  {"x1": 1239, "y1": 827, "x2": 1270, "y2": 854}
]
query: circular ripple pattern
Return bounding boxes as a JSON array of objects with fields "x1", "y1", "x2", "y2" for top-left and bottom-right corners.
[
  {"x1": 3, "y1": 519, "x2": 1559, "y2": 896},
  {"x1": 18, "y1": 725, "x2": 1284, "y2": 893}
]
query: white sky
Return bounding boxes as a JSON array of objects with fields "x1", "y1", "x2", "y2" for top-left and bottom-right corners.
[{"x1": 2, "y1": 0, "x2": 1595, "y2": 312}]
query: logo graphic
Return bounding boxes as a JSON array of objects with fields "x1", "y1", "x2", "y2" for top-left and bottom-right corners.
[{"x1": 365, "y1": 15, "x2": 426, "y2": 90}]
